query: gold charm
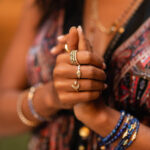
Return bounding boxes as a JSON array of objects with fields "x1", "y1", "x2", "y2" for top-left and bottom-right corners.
[
  {"x1": 72, "y1": 80, "x2": 80, "y2": 92},
  {"x1": 78, "y1": 145, "x2": 85, "y2": 150},
  {"x1": 79, "y1": 126, "x2": 90, "y2": 139},
  {"x1": 100, "y1": 146, "x2": 106, "y2": 150}
]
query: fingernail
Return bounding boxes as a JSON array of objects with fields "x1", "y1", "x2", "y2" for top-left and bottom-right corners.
[
  {"x1": 51, "y1": 47, "x2": 57, "y2": 54},
  {"x1": 57, "y1": 35, "x2": 64, "y2": 41},
  {"x1": 104, "y1": 84, "x2": 108, "y2": 89},
  {"x1": 77, "y1": 25, "x2": 83, "y2": 33},
  {"x1": 102, "y1": 62, "x2": 106, "y2": 69}
]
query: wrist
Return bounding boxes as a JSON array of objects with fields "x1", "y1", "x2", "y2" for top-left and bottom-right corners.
[
  {"x1": 33, "y1": 82, "x2": 60, "y2": 120},
  {"x1": 95, "y1": 106, "x2": 121, "y2": 137}
]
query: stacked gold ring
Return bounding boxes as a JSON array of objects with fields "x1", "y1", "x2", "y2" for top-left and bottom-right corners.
[
  {"x1": 70, "y1": 50, "x2": 79, "y2": 65},
  {"x1": 65, "y1": 44, "x2": 81, "y2": 92}
]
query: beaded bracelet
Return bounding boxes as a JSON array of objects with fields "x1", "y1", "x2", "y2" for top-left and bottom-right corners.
[
  {"x1": 98, "y1": 111, "x2": 125, "y2": 147},
  {"x1": 98, "y1": 114, "x2": 132, "y2": 149},
  {"x1": 97, "y1": 111, "x2": 140, "y2": 150},
  {"x1": 103, "y1": 114, "x2": 132, "y2": 147},
  {"x1": 17, "y1": 94, "x2": 38, "y2": 127},
  {"x1": 99, "y1": 111, "x2": 126, "y2": 144},
  {"x1": 125, "y1": 119, "x2": 140, "y2": 149},
  {"x1": 28, "y1": 85, "x2": 46, "y2": 122},
  {"x1": 115, "y1": 118, "x2": 139, "y2": 150}
]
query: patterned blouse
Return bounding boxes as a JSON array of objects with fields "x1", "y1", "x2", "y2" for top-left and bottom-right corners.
[{"x1": 26, "y1": 0, "x2": 150, "y2": 149}]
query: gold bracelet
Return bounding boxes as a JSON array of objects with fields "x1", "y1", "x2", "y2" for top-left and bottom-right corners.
[{"x1": 17, "y1": 94, "x2": 38, "y2": 127}]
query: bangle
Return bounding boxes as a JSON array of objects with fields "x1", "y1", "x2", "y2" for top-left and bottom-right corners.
[
  {"x1": 28, "y1": 84, "x2": 46, "y2": 122},
  {"x1": 17, "y1": 94, "x2": 38, "y2": 127}
]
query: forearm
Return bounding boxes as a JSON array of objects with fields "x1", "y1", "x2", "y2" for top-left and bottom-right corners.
[
  {"x1": 91, "y1": 106, "x2": 150, "y2": 149},
  {"x1": 0, "y1": 90, "x2": 29, "y2": 136},
  {"x1": 0, "y1": 82, "x2": 60, "y2": 137}
]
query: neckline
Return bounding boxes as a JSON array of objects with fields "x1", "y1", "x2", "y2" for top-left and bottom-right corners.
[
  {"x1": 104, "y1": 0, "x2": 145, "y2": 65},
  {"x1": 63, "y1": 0, "x2": 145, "y2": 63}
]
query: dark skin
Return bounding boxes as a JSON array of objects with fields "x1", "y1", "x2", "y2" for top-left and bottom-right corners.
[
  {"x1": 0, "y1": 0, "x2": 150, "y2": 149},
  {"x1": 53, "y1": 25, "x2": 150, "y2": 150}
]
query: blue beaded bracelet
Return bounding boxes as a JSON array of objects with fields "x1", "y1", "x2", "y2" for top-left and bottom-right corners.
[
  {"x1": 115, "y1": 118, "x2": 139, "y2": 150},
  {"x1": 99, "y1": 111, "x2": 125, "y2": 142},
  {"x1": 104, "y1": 114, "x2": 131, "y2": 147},
  {"x1": 125, "y1": 119, "x2": 140, "y2": 149},
  {"x1": 98, "y1": 111, "x2": 126, "y2": 148}
]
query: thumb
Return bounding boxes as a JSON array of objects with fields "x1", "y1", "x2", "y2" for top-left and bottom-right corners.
[
  {"x1": 77, "y1": 26, "x2": 91, "y2": 51},
  {"x1": 67, "y1": 27, "x2": 79, "y2": 50}
]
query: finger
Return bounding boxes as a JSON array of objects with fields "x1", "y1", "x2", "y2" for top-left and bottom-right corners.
[
  {"x1": 57, "y1": 34, "x2": 68, "y2": 43},
  {"x1": 67, "y1": 27, "x2": 78, "y2": 50},
  {"x1": 77, "y1": 26, "x2": 91, "y2": 51},
  {"x1": 53, "y1": 64, "x2": 106, "y2": 81},
  {"x1": 55, "y1": 79, "x2": 106, "y2": 92},
  {"x1": 56, "y1": 51, "x2": 104, "y2": 68},
  {"x1": 59, "y1": 91, "x2": 100, "y2": 105},
  {"x1": 51, "y1": 43, "x2": 65, "y2": 55}
]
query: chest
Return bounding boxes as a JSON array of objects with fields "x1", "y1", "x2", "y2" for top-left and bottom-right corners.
[{"x1": 83, "y1": 0, "x2": 141, "y2": 58}]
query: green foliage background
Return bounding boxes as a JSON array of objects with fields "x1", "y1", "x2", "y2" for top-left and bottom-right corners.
[{"x1": 0, "y1": 133, "x2": 30, "y2": 150}]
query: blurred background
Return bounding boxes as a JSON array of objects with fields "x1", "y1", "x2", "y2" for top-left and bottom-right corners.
[{"x1": 0, "y1": 0, "x2": 30, "y2": 149}]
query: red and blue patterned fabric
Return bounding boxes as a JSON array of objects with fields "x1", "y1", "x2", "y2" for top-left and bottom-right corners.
[{"x1": 26, "y1": 3, "x2": 150, "y2": 150}]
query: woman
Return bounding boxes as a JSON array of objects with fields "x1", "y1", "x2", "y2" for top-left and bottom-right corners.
[{"x1": 0, "y1": 0, "x2": 150, "y2": 149}]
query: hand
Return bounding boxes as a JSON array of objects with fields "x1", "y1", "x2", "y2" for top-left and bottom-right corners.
[
  {"x1": 53, "y1": 26, "x2": 107, "y2": 109},
  {"x1": 73, "y1": 26, "x2": 108, "y2": 131}
]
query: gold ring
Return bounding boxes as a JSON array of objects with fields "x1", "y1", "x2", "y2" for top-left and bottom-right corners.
[
  {"x1": 70, "y1": 50, "x2": 79, "y2": 65},
  {"x1": 65, "y1": 44, "x2": 70, "y2": 53},
  {"x1": 77, "y1": 65, "x2": 81, "y2": 79},
  {"x1": 72, "y1": 80, "x2": 80, "y2": 92}
]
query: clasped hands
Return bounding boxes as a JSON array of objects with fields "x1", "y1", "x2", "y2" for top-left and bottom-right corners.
[{"x1": 51, "y1": 26, "x2": 108, "y2": 129}]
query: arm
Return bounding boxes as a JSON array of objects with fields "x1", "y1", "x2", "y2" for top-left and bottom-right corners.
[
  {"x1": 0, "y1": 0, "x2": 55, "y2": 136},
  {"x1": 73, "y1": 26, "x2": 150, "y2": 150},
  {"x1": 0, "y1": 13, "x2": 105, "y2": 136},
  {"x1": 74, "y1": 103, "x2": 150, "y2": 149}
]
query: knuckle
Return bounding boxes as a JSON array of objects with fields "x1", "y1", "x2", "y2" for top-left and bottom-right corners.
[
  {"x1": 59, "y1": 94, "x2": 67, "y2": 104},
  {"x1": 88, "y1": 80, "x2": 94, "y2": 88},
  {"x1": 56, "y1": 54, "x2": 62, "y2": 64},
  {"x1": 88, "y1": 66, "x2": 95, "y2": 78},
  {"x1": 56, "y1": 53, "x2": 68, "y2": 64},
  {"x1": 86, "y1": 92, "x2": 100, "y2": 101},
  {"x1": 53, "y1": 65, "x2": 67, "y2": 77},
  {"x1": 86, "y1": 92, "x2": 93, "y2": 100},
  {"x1": 53, "y1": 66, "x2": 60, "y2": 77},
  {"x1": 86, "y1": 51, "x2": 92, "y2": 63},
  {"x1": 54, "y1": 81, "x2": 61, "y2": 89},
  {"x1": 101, "y1": 70, "x2": 107, "y2": 80}
]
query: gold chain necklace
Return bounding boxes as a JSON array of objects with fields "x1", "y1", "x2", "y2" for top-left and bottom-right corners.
[{"x1": 91, "y1": 0, "x2": 143, "y2": 35}]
